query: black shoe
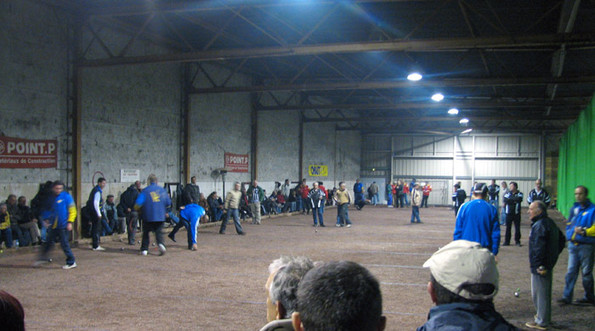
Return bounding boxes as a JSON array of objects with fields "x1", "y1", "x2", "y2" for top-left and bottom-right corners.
[
  {"x1": 574, "y1": 298, "x2": 595, "y2": 306},
  {"x1": 556, "y1": 298, "x2": 571, "y2": 305},
  {"x1": 313, "y1": 224, "x2": 317, "y2": 227},
  {"x1": 168, "y1": 233, "x2": 176, "y2": 242},
  {"x1": 219, "y1": 231, "x2": 225, "y2": 235},
  {"x1": 516, "y1": 242, "x2": 522, "y2": 247},
  {"x1": 320, "y1": 224, "x2": 325, "y2": 227},
  {"x1": 502, "y1": 243, "x2": 510, "y2": 246},
  {"x1": 238, "y1": 232, "x2": 245, "y2": 235}
]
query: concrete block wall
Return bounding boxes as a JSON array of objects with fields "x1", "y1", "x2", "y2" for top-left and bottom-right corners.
[{"x1": 0, "y1": 0, "x2": 69, "y2": 200}]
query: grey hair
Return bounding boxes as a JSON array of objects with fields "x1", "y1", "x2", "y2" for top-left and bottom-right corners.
[
  {"x1": 268, "y1": 256, "x2": 314, "y2": 319},
  {"x1": 533, "y1": 200, "x2": 548, "y2": 216},
  {"x1": 147, "y1": 174, "x2": 158, "y2": 184}
]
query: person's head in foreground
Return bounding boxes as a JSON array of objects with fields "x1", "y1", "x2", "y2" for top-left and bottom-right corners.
[
  {"x1": 292, "y1": 261, "x2": 386, "y2": 331},
  {"x1": 0, "y1": 290, "x2": 25, "y2": 331},
  {"x1": 266, "y1": 256, "x2": 315, "y2": 322},
  {"x1": 418, "y1": 240, "x2": 517, "y2": 330}
]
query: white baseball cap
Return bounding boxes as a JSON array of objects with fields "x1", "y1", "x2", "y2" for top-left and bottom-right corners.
[{"x1": 423, "y1": 240, "x2": 499, "y2": 300}]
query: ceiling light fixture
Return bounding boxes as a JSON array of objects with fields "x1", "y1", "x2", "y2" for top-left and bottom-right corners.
[
  {"x1": 431, "y1": 93, "x2": 444, "y2": 102},
  {"x1": 459, "y1": 118, "x2": 469, "y2": 125},
  {"x1": 448, "y1": 108, "x2": 459, "y2": 115},
  {"x1": 461, "y1": 128, "x2": 473, "y2": 134},
  {"x1": 407, "y1": 72, "x2": 422, "y2": 81}
]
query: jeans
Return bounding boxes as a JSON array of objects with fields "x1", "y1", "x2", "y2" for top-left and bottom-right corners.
[
  {"x1": 296, "y1": 198, "x2": 303, "y2": 212},
  {"x1": 126, "y1": 211, "x2": 139, "y2": 245},
  {"x1": 140, "y1": 221, "x2": 164, "y2": 251},
  {"x1": 0, "y1": 228, "x2": 13, "y2": 248},
  {"x1": 562, "y1": 242, "x2": 595, "y2": 302},
  {"x1": 387, "y1": 193, "x2": 393, "y2": 206},
  {"x1": 40, "y1": 227, "x2": 75, "y2": 265},
  {"x1": 312, "y1": 207, "x2": 324, "y2": 226},
  {"x1": 504, "y1": 214, "x2": 521, "y2": 245},
  {"x1": 410, "y1": 206, "x2": 421, "y2": 223},
  {"x1": 531, "y1": 272, "x2": 553, "y2": 326},
  {"x1": 220, "y1": 209, "x2": 244, "y2": 234},
  {"x1": 11, "y1": 224, "x2": 27, "y2": 246},
  {"x1": 336, "y1": 204, "x2": 351, "y2": 226},
  {"x1": 398, "y1": 194, "x2": 405, "y2": 208},
  {"x1": 213, "y1": 208, "x2": 224, "y2": 222},
  {"x1": 371, "y1": 193, "x2": 379, "y2": 205},
  {"x1": 100, "y1": 217, "x2": 113, "y2": 236},
  {"x1": 404, "y1": 194, "x2": 410, "y2": 206}
]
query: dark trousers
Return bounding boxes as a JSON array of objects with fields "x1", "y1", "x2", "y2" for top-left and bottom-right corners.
[
  {"x1": 421, "y1": 196, "x2": 429, "y2": 208},
  {"x1": 170, "y1": 217, "x2": 189, "y2": 238},
  {"x1": 397, "y1": 194, "x2": 405, "y2": 208},
  {"x1": 505, "y1": 214, "x2": 521, "y2": 244},
  {"x1": 141, "y1": 221, "x2": 164, "y2": 251},
  {"x1": 90, "y1": 214, "x2": 101, "y2": 248},
  {"x1": 126, "y1": 211, "x2": 138, "y2": 245},
  {"x1": 454, "y1": 205, "x2": 460, "y2": 216},
  {"x1": 40, "y1": 227, "x2": 75, "y2": 265}
]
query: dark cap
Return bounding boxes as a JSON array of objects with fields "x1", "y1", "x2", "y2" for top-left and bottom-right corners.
[{"x1": 472, "y1": 182, "x2": 488, "y2": 195}]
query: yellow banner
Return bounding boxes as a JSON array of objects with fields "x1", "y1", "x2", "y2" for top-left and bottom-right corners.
[{"x1": 308, "y1": 165, "x2": 328, "y2": 177}]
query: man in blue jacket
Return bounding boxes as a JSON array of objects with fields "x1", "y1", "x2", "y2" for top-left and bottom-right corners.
[
  {"x1": 134, "y1": 174, "x2": 171, "y2": 256},
  {"x1": 35, "y1": 181, "x2": 77, "y2": 269},
  {"x1": 417, "y1": 240, "x2": 517, "y2": 331},
  {"x1": 453, "y1": 183, "x2": 500, "y2": 255},
  {"x1": 557, "y1": 185, "x2": 595, "y2": 306},
  {"x1": 179, "y1": 203, "x2": 206, "y2": 251}
]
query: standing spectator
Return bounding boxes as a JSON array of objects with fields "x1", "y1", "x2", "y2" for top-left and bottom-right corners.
[
  {"x1": 220, "y1": 182, "x2": 245, "y2": 235},
  {"x1": 308, "y1": 182, "x2": 325, "y2": 227},
  {"x1": 179, "y1": 203, "x2": 206, "y2": 250},
  {"x1": 487, "y1": 179, "x2": 500, "y2": 209},
  {"x1": 299, "y1": 179, "x2": 310, "y2": 215},
  {"x1": 17, "y1": 196, "x2": 40, "y2": 245},
  {"x1": 5, "y1": 195, "x2": 25, "y2": 247},
  {"x1": 182, "y1": 176, "x2": 200, "y2": 205},
  {"x1": 557, "y1": 185, "x2": 595, "y2": 306},
  {"x1": 239, "y1": 186, "x2": 252, "y2": 221},
  {"x1": 526, "y1": 201, "x2": 566, "y2": 330},
  {"x1": 527, "y1": 179, "x2": 552, "y2": 208},
  {"x1": 118, "y1": 180, "x2": 141, "y2": 245},
  {"x1": 422, "y1": 182, "x2": 432, "y2": 208},
  {"x1": 353, "y1": 179, "x2": 364, "y2": 205},
  {"x1": 334, "y1": 182, "x2": 353, "y2": 227},
  {"x1": 247, "y1": 180, "x2": 265, "y2": 224},
  {"x1": 134, "y1": 174, "x2": 171, "y2": 256},
  {"x1": 453, "y1": 183, "x2": 500, "y2": 255},
  {"x1": 410, "y1": 183, "x2": 422, "y2": 224},
  {"x1": 403, "y1": 182, "x2": 410, "y2": 207},
  {"x1": 284, "y1": 190, "x2": 297, "y2": 213},
  {"x1": 417, "y1": 240, "x2": 517, "y2": 330},
  {"x1": 369, "y1": 182, "x2": 379, "y2": 205},
  {"x1": 86, "y1": 177, "x2": 107, "y2": 251},
  {"x1": 452, "y1": 183, "x2": 467, "y2": 217},
  {"x1": 396, "y1": 180, "x2": 404, "y2": 208},
  {"x1": 386, "y1": 181, "x2": 393, "y2": 207},
  {"x1": 0, "y1": 204, "x2": 13, "y2": 249},
  {"x1": 318, "y1": 182, "x2": 328, "y2": 216},
  {"x1": 35, "y1": 181, "x2": 77, "y2": 269},
  {"x1": 500, "y1": 181, "x2": 509, "y2": 225},
  {"x1": 104, "y1": 194, "x2": 120, "y2": 234},
  {"x1": 503, "y1": 182, "x2": 524, "y2": 246},
  {"x1": 280, "y1": 179, "x2": 291, "y2": 199}
]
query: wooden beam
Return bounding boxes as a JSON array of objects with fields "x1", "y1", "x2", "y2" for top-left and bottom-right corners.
[
  {"x1": 303, "y1": 114, "x2": 579, "y2": 123},
  {"x1": 78, "y1": 33, "x2": 595, "y2": 67},
  {"x1": 189, "y1": 76, "x2": 595, "y2": 94}
]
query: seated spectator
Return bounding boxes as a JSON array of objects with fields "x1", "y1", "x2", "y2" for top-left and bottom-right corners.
[
  {"x1": 276, "y1": 191, "x2": 286, "y2": 211},
  {"x1": 283, "y1": 190, "x2": 297, "y2": 213},
  {"x1": 292, "y1": 261, "x2": 386, "y2": 331},
  {"x1": 104, "y1": 195, "x2": 122, "y2": 234},
  {"x1": 264, "y1": 190, "x2": 280, "y2": 215},
  {"x1": 207, "y1": 192, "x2": 224, "y2": 222},
  {"x1": 6, "y1": 195, "x2": 26, "y2": 246},
  {"x1": 0, "y1": 290, "x2": 25, "y2": 331},
  {"x1": 197, "y1": 193, "x2": 210, "y2": 223},
  {"x1": 261, "y1": 256, "x2": 315, "y2": 331},
  {"x1": 17, "y1": 196, "x2": 41, "y2": 245},
  {"x1": 417, "y1": 240, "x2": 517, "y2": 330},
  {"x1": 0, "y1": 203, "x2": 14, "y2": 249}
]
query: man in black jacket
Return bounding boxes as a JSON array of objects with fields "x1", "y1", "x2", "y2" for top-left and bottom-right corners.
[
  {"x1": 182, "y1": 176, "x2": 200, "y2": 206},
  {"x1": 526, "y1": 201, "x2": 565, "y2": 330},
  {"x1": 118, "y1": 181, "x2": 141, "y2": 245},
  {"x1": 503, "y1": 182, "x2": 524, "y2": 246},
  {"x1": 451, "y1": 183, "x2": 467, "y2": 217}
]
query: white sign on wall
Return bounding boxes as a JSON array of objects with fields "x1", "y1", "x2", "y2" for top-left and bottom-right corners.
[{"x1": 120, "y1": 169, "x2": 140, "y2": 183}]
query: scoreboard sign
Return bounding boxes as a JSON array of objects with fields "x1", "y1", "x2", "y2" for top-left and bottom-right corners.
[{"x1": 0, "y1": 136, "x2": 57, "y2": 169}]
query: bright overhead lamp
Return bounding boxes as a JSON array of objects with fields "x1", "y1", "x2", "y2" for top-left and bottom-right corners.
[
  {"x1": 407, "y1": 72, "x2": 422, "y2": 81},
  {"x1": 431, "y1": 93, "x2": 444, "y2": 102},
  {"x1": 448, "y1": 108, "x2": 459, "y2": 115},
  {"x1": 461, "y1": 128, "x2": 473, "y2": 134},
  {"x1": 459, "y1": 118, "x2": 470, "y2": 125}
]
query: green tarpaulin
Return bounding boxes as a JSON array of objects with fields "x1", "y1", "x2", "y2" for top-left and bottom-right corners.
[{"x1": 557, "y1": 94, "x2": 595, "y2": 217}]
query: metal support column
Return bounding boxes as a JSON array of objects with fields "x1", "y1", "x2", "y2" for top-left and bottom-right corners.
[
  {"x1": 250, "y1": 93, "x2": 258, "y2": 181},
  {"x1": 182, "y1": 64, "x2": 191, "y2": 184},
  {"x1": 72, "y1": 66, "x2": 82, "y2": 239},
  {"x1": 299, "y1": 111, "x2": 304, "y2": 181}
]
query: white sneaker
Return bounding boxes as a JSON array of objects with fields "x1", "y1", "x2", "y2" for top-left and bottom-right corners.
[
  {"x1": 347, "y1": 224, "x2": 352, "y2": 228},
  {"x1": 93, "y1": 246, "x2": 106, "y2": 251},
  {"x1": 335, "y1": 224, "x2": 341, "y2": 227},
  {"x1": 141, "y1": 250, "x2": 148, "y2": 256},
  {"x1": 158, "y1": 244, "x2": 166, "y2": 256},
  {"x1": 62, "y1": 262, "x2": 77, "y2": 270}
]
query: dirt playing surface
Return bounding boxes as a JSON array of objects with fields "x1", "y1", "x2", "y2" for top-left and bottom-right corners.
[{"x1": 0, "y1": 205, "x2": 593, "y2": 330}]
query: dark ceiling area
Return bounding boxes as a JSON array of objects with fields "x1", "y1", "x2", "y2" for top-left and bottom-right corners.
[{"x1": 51, "y1": 0, "x2": 595, "y2": 134}]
